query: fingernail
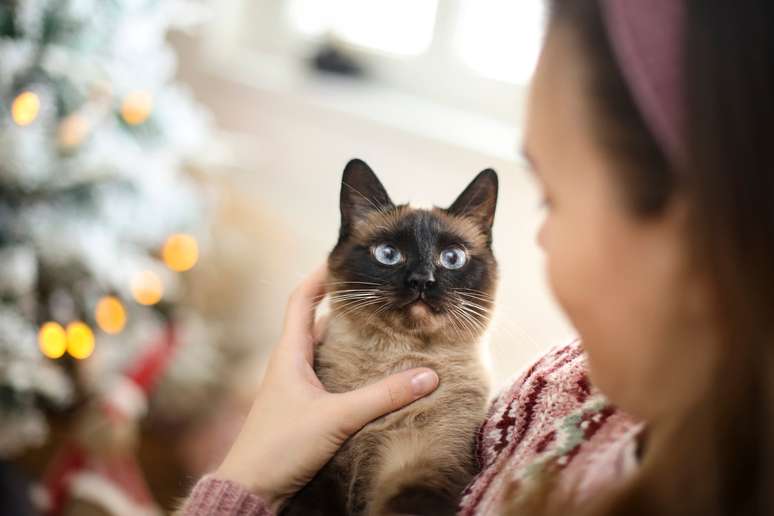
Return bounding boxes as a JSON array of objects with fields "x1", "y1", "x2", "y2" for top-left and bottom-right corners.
[{"x1": 411, "y1": 370, "x2": 438, "y2": 396}]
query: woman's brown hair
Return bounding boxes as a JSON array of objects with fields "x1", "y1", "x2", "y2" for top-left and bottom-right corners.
[{"x1": 506, "y1": 0, "x2": 774, "y2": 514}]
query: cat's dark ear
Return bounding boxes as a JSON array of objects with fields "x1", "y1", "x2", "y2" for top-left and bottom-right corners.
[
  {"x1": 447, "y1": 169, "x2": 498, "y2": 233},
  {"x1": 339, "y1": 158, "x2": 395, "y2": 236}
]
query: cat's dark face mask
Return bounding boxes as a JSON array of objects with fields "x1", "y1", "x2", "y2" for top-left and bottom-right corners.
[{"x1": 328, "y1": 159, "x2": 499, "y2": 338}]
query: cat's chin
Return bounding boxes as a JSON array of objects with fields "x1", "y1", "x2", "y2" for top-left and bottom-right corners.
[
  {"x1": 391, "y1": 300, "x2": 447, "y2": 334},
  {"x1": 407, "y1": 300, "x2": 433, "y2": 319}
]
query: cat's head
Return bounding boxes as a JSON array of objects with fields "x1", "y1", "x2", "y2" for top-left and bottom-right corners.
[{"x1": 328, "y1": 158, "x2": 498, "y2": 339}]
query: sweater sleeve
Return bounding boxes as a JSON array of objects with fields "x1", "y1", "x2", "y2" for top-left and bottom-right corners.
[{"x1": 177, "y1": 475, "x2": 275, "y2": 516}]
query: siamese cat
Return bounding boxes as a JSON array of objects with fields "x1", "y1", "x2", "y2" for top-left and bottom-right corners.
[{"x1": 283, "y1": 159, "x2": 498, "y2": 516}]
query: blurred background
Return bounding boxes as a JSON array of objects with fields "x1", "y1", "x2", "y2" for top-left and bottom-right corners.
[{"x1": 0, "y1": 0, "x2": 574, "y2": 513}]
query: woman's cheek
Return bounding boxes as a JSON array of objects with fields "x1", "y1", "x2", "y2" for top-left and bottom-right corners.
[
  {"x1": 543, "y1": 233, "x2": 624, "y2": 403},
  {"x1": 542, "y1": 221, "x2": 594, "y2": 346},
  {"x1": 540, "y1": 205, "x2": 615, "y2": 330},
  {"x1": 542, "y1": 215, "x2": 612, "y2": 355},
  {"x1": 540, "y1": 212, "x2": 652, "y2": 416},
  {"x1": 541, "y1": 214, "x2": 580, "y2": 314}
]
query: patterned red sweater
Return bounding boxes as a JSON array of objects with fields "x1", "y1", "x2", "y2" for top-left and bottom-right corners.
[{"x1": 179, "y1": 340, "x2": 645, "y2": 515}]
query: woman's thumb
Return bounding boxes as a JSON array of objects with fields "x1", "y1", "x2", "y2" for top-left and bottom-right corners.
[{"x1": 335, "y1": 368, "x2": 439, "y2": 434}]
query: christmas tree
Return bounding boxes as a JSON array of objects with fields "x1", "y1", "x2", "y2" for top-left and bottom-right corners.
[{"x1": 0, "y1": 0, "x2": 215, "y2": 457}]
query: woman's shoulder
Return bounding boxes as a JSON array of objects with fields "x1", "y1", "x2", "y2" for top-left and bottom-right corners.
[{"x1": 459, "y1": 339, "x2": 643, "y2": 515}]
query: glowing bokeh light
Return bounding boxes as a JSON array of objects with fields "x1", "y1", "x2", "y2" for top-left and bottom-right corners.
[
  {"x1": 162, "y1": 233, "x2": 199, "y2": 272},
  {"x1": 95, "y1": 296, "x2": 127, "y2": 334},
  {"x1": 131, "y1": 270, "x2": 163, "y2": 306},
  {"x1": 12, "y1": 91, "x2": 41, "y2": 126},
  {"x1": 58, "y1": 114, "x2": 90, "y2": 148},
  {"x1": 66, "y1": 321, "x2": 95, "y2": 360},
  {"x1": 121, "y1": 90, "x2": 153, "y2": 126},
  {"x1": 38, "y1": 322, "x2": 67, "y2": 359}
]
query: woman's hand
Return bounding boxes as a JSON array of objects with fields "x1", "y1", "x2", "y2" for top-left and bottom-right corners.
[{"x1": 214, "y1": 264, "x2": 440, "y2": 513}]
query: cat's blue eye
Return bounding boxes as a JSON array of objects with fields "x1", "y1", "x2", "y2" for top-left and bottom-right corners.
[
  {"x1": 372, "y1": 243, "x2": 402, "y2": 266},
  {"x1": 440, "y1": 247, "x2": 467, "y2": 270}
]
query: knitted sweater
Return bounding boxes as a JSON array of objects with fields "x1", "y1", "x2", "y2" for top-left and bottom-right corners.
[{"x1": 178, "y1": 340, "x2": 644, "y2": 515}]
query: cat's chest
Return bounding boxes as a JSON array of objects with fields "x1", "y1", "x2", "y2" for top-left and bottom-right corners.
[{"x1": 314, "y1": 321, "x2": 487, "y2": 395}]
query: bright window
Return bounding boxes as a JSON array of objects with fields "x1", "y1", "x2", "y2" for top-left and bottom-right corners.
[
  {"x1": 209, "y1": 0, "x2": 549, "y2": 121},
  {"x1": 456, "y1": 0, "x2": 546, "y2": 83},
  {"x1": 286, "y1": 0, "x2": 440, "y2": 56}
]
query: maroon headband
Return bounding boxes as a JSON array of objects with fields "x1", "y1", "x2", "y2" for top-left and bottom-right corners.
[{"x1": 601, "y1": 0, "x2": 685, "y2": 163}]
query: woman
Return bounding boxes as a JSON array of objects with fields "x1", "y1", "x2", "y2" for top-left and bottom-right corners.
[{"x1": 179, "y1": 0, "x2": 774, "y2": 514}]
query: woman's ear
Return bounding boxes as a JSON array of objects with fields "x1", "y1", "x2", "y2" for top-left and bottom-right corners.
[
  {"x1": 339, "y1": 159, "x2": 394, "y2": 240},
  {"x1": 447, "y1": 169, "x2": 499, "y2": 239}
]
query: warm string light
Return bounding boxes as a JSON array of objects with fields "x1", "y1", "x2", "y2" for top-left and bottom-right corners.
[
  {"x1": 39, "y1": 234, "x2": 197, "y2": 360},
  {"x1": 38, "y1": 321, "x2": 95, "y2": 360},
  {"x1": 38, "y1": 322, "x2": 67, "y2": 359},
  {"x1": 58, "y1": 113, "x2": 91, "y2": 149},
  {"x1": 120, "y1": 90, "x2": 153, "y2": 126},
  {"x1": 131, "y1": 270, "x2": 163, "y2": 305},
  {"x1": 66, "y1": 321, "x2": 95, "y2": 359},
  {"x1": 11, "y1": 91, "x2": 40, "y2": 126},
  {"x1": 59, "y1": 81, "x2": 115, "y2": 149},
  {"x1": 95, "y1": 296, "x2": 127, "y2": 334},
  {"x1": 162, "y1": 233, "x2": 199, "y2": 272}
]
